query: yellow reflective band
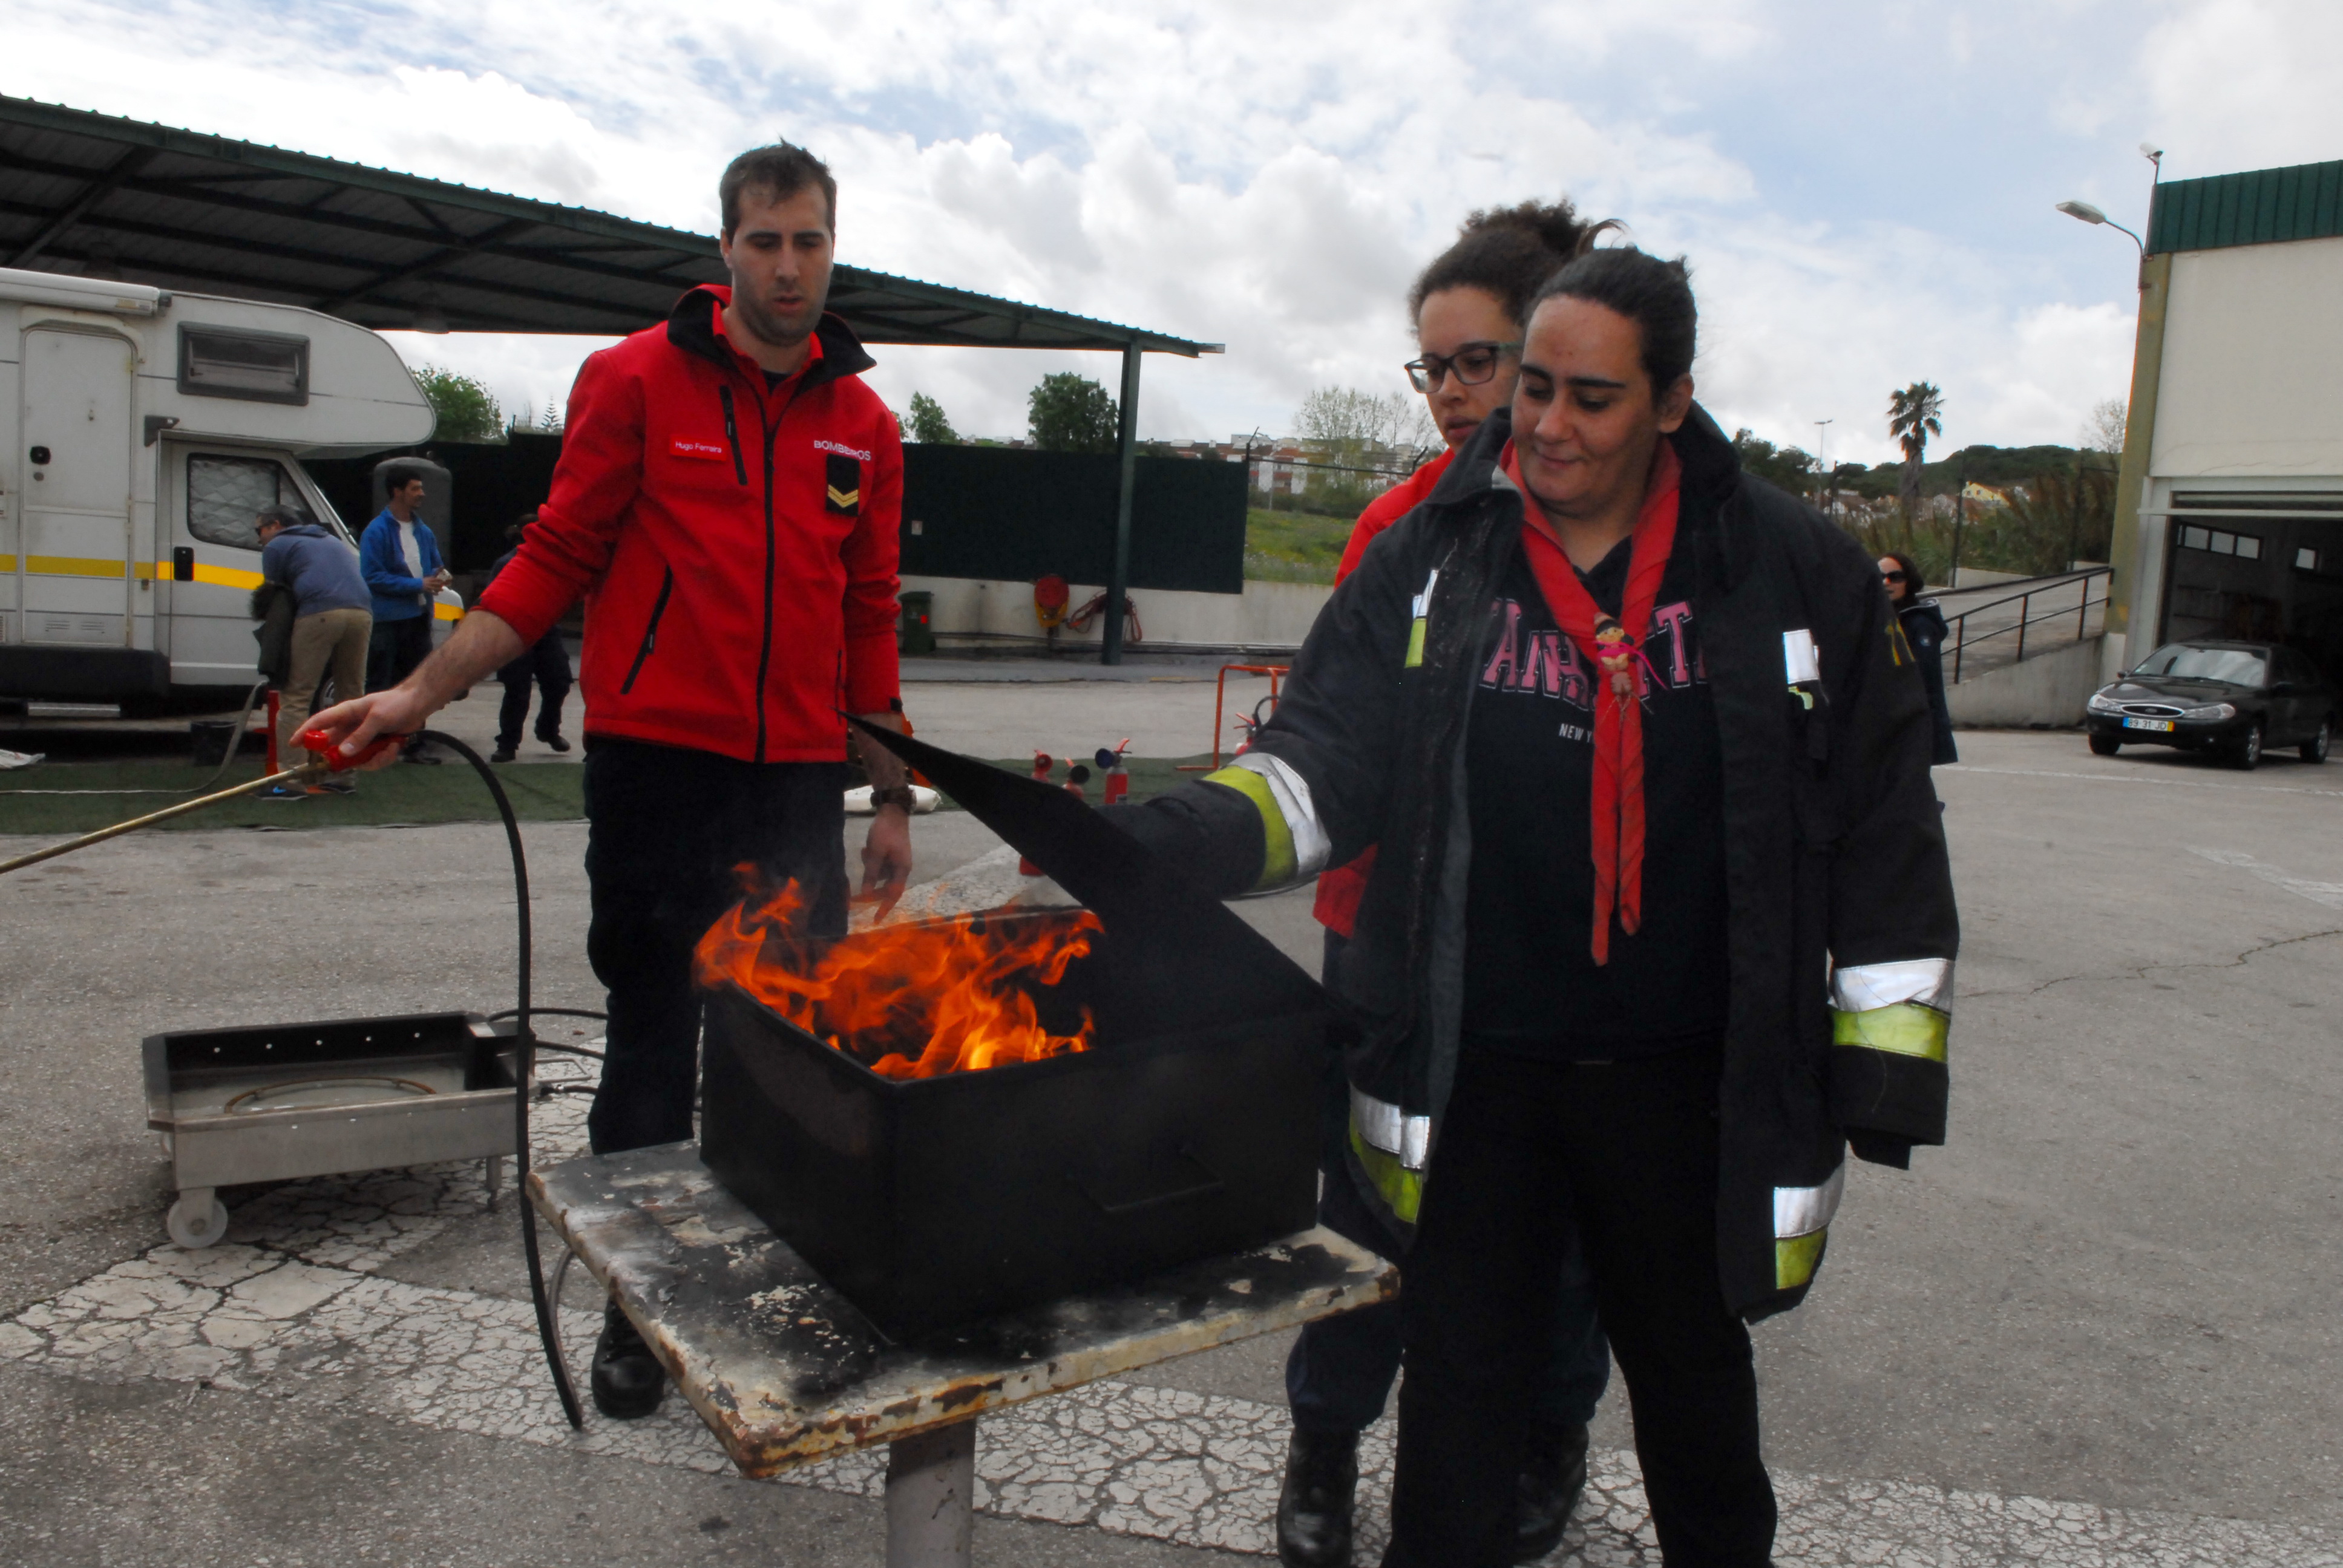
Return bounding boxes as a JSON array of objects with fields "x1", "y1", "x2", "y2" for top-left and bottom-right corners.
[
  {"x1": 1350, "y1": 1123, "x2": 1424, "y2": 1226},
  {"x1": 23, "y1": 554, "x2": 131, "y2": 578},
  {"x1": 1775, "y1": 1229, "x2": 1827, "y2": 1290},
  {"x1": 434, "y1": 601, "x2": 464, "y2": 622},
  {"x1": 1832, "y1": 1002, "x2": 1948, "y2": 1063},
  {"x1": 1404, "y1": 618, "x2": 1426, "y2": 668},
  {"x1": 1203, "y1": 764, "x2": 1295, "y2": 890}
]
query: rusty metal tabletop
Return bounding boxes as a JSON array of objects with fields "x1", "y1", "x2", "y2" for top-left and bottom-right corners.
[{"x1": 526, "y1": 1140, "x2": 1399, "y2": 1480}]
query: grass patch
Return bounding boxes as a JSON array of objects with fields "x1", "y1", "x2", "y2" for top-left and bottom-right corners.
[
  {"x1": 1244, "y1": 509, "x2": 1352, "y2": 586},
  {"x1": 0, "y1": 754, "x2": 1218, "y2": 840}
]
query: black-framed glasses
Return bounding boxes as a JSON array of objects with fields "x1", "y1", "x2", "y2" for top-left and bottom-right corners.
[{"x1": 1404, "y1": 341, "x2": 1522, "y2": 393}]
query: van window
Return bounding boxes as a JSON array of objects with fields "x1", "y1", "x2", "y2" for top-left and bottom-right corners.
[
  {"x1": 179, "y1": 325, "x2": 309, "y2": 405},
  {"x1": 188, "y1": 455, "x2": 298, "y2": 550}
]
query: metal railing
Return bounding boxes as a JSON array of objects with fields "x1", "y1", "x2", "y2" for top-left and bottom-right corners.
[{"x1": 1945, "y1": 567, "x2": 2112, "y2": 684}]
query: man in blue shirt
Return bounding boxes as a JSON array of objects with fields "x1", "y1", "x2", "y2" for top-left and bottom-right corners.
[
  {"x1": 254, "y1": 504, "x2": 372, "y2": 800},
  {"x1": 359, "y1": 462, "x2": 451, "y2": 699}
]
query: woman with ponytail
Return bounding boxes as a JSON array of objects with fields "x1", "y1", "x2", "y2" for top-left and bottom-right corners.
[{"x1": 1107, "y1": 247, "x2": 1958, "y2": 1566}]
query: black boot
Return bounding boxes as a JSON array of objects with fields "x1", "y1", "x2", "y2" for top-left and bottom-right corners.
[
  {"x1": 1277, "y1": 1427, "x2": 1358, "y2": 1567},
  {"x1": 1512, "y1": 1420, "x2": 1590, "y2": 1563},
  {"x1": 591, "y1": 1298, "x2": 666, "y2": 1419}
]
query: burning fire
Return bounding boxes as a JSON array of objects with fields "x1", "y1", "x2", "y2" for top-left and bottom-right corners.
[{"x1": 693, "y1": 873, "x2": 1102, "y2": 1079}]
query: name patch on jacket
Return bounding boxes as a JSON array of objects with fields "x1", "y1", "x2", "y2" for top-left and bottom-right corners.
[
  {"x1": 825, "y1": 452, "x2": 862, "y2": 516},
  {"x1": 671, "y1": 437, "x2": 729, "y2": 461}
]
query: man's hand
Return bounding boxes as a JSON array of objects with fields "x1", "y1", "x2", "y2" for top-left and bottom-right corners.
[
  {"x1": 307, "y1": 610, "x2": 526, "y2": 767},
  {"x1": 853, "y1": 710, "x2": 915, "y2": 915}
]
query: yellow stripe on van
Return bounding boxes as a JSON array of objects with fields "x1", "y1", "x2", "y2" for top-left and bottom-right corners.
[
  {"x1": 190, "y1": 563, "x2": 264, "y2": 591},
  {"x1": 0, "y1": 554, "x2": 15, "y2": 572},
  {"x1": 24, "y1": 555, "x2": 134, "y2": 578}
]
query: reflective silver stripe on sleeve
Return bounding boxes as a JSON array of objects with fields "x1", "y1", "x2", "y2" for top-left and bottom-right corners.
[
  {"x1": 1350, "y1": 1084, "x2": 1434, "y2": 1171},
  {"x1": 1227, "y1": 751, "x2": 1331, "y2": 880},
  {"x1": 1773, "y1": 1163, "x2": 1845, "y2": 1240},
  {"x1": 1832, "y1": 957, "x2": 1953, "y2": 1015}
]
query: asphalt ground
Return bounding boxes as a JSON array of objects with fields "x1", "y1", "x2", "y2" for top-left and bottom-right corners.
[{"x1": 2, "y1": 724, "x2": 2341, "y2": 1563}]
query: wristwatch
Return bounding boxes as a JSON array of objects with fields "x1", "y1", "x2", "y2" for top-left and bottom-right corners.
[{"x1": 868, "y1": 785, "x2": 917, "y2": 812}]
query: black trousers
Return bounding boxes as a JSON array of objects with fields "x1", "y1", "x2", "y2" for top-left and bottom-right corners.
[
  {"x1": 1385, "y1": 1041, "x2": 1774, "y2": 1568},
  {"x1": 496, "y1": 631, "x2": 573, "y2": 750},
  {"x1": 581, "y1": 739, "x2": 848, "y2": 1155},
  {"x1": 367, "y1": 613, "x2": 433, "y2": 694}
]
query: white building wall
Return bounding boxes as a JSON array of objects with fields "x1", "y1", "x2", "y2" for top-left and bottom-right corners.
[{"x1": 2152, "y1": 235, "x2": 2343, "y2": 480}]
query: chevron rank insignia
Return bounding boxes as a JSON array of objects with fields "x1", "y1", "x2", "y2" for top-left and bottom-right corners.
[{"x1": 825, "y1": 452, "x2": 861, "y2": 516}]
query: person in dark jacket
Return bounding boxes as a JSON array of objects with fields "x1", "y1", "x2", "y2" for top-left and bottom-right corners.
[
  {"x1": 1106, "y1": 249, "x2": 1956, "y2": 1568},
  {"x1": 482, "y1": 515, "x2": 574, "y2": 763},
  {"x1": 1881, "y1": 551, "x2": 1958, "y2": 764},
  {"x1": 1284, "y1": 198, "x2": 1616, "y2": 1568},
  {"x1": 254, "y1": 504, "x2": 371, "y2": 800}
]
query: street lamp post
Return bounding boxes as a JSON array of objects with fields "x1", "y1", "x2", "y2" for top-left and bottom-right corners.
[
  {"x1": 2056, "y1": 199, "x2": 2148, "y2": 291},
  {"x1": 1814, "y1": 419, "x2": 1832, "y2": 520}
]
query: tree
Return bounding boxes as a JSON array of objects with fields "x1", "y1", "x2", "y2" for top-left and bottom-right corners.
[
  {"x1": 1295, "y1": 387, "x2": 1438, "y2": 473},
  {"x1": 413, "y1": 365, "x2": 503, "y2": 443},
  {"x1": 2082, "y1": 398, "x2": 2127, "y2": 456},
  {"x1": 1027, "y1": 373, "x2": 1119, "y2": 453},
  {"x1": 906, "y1": 391, "x2": 960, "y2": 445},
  {"x1": 1887, "y1": 382, "x2": 1944, "y2": 521},
  {"x1": 1729, "y1": 428, "x2": 1815, "y2": 495}
]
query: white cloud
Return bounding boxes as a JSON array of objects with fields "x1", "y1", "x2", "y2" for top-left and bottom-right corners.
[{"x1": 5, "y1": 0, "x2": 2323, "y2": 463}]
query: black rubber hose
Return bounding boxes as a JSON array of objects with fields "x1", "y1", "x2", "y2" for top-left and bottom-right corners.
[{"x1": 418, "y1": 728, "x2": 585, "y2": 1431}]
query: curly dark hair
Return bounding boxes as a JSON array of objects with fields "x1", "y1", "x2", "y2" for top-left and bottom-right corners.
[{"x1": 1408, "y1": 198, "x2": 1619, "y2": 325}]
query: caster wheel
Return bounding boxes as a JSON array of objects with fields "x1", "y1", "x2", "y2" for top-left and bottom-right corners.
[{"x1": 166, "y1": 1191, "x2": 230, "y2": 1249}]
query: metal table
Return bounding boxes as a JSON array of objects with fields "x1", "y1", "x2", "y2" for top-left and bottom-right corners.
[{"x1": 528, "y1": 1142, "x2": 1397, "y2": 1566}]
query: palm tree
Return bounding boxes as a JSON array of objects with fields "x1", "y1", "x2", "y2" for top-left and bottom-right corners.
[{"x1": 1887, "y1": 382, "x2": 1945, "y2": 524}]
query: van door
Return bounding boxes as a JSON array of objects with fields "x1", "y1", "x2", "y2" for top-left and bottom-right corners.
[
  {"x1": 18, "y1": 326, "x2": 137, "y2": 648},
  {"x1": 163, "y1": 445, "x2": 356, "y2": 687}
]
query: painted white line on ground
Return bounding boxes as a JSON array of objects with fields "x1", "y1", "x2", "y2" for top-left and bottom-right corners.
[
  {"x1": 1942, "y1": 763, "x2": 2343, "y2": 798},
  {"x1": 2187, "y1": 848, "x2": 2343, "y2": 910}
]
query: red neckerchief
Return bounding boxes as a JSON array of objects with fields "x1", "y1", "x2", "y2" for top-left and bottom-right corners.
[{"x1": 1501, "y1": 438, "x2": 1683, "y2": 965}]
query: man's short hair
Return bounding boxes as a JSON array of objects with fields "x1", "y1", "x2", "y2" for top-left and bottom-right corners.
[
  {"x1": 255, "y1": 503, "x2": 307, "y2": 532},
  {"x1": 720, "y1": 143, "x2": 837, "y2": 237},
  {"x1": 381, "y1": 461, "x2": 430, "y2": 495}
]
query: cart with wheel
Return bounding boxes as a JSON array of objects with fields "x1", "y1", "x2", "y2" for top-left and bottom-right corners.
[{"x1": 142, "y1": 1010, "x2": 518, "y2": 1248}]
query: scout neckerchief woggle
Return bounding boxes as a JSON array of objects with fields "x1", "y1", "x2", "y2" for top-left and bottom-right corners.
[{"x1": 1500, "y1": 437, "x2": 1683, "y2": 965}]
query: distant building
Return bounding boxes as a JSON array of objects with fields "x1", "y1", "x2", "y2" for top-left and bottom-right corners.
[
  {"x1": 1962, "y1": 480, "x2": 2010, "y2": 508},
  {"x1": 2106, "y1": 156, "x2": 2343, "y2": 679}
]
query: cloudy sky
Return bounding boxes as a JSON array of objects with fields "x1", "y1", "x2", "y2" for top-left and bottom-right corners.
[{"x1": 7, "y1": 0, "x2": 2339, "y2": 464}]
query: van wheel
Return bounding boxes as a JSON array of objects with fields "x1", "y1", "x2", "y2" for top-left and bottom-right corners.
[
  {"x1": 2088, "y1": 735, "x2": 2121, "y2": 756},
  {"x1": 2302, "y1": 719, "x2": 2331, "y2": 764},
  {"x1": 2230, "y1": 724, "x2": 2263, "y2": 771}
]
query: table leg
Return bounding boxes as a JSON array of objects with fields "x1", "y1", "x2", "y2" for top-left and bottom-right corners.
[{"x1": 884, "y1": 1419, "x2": 975, "y2": 1567}]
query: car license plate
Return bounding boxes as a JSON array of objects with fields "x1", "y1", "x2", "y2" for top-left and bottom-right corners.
[{"x1": 2123, "y1": 717, "x2": 2175, "y2": 733}]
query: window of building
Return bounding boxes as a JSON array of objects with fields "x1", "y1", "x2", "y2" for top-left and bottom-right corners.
[
  {"x1": 2178, "y1": 525, "x2": 2262, "y2": 560},
  {"x1": 2298, "y1": 547, "x2": 2321, "y2": 572},
  {"x1": 188, "y1": 454, "x2": 294, "y2": 550}
]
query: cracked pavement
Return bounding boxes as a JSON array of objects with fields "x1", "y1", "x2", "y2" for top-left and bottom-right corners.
[{"x1": 2, "y1": 727, "x2": 2341, "y2": 1564}]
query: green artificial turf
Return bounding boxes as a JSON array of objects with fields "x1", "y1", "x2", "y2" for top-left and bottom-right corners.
[{"x1": 0, "y1": 753, "x2": 1217, "y2": 840}]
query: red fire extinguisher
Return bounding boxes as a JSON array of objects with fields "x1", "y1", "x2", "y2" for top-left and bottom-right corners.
[
  {"x1": 1021, "y1": 753, "x2": 1055, "y2": 876},
  {"x1": 1094, "y1": 739, "x2": 1132, "y2": 805}
]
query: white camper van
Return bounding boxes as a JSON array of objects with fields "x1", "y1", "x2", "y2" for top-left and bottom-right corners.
[{"x1": 0, "y1": 266, "x2": 447, "y2": 706}]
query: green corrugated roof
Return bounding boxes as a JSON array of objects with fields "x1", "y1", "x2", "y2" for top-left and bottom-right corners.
[{"x1": 2147, "y1": 159, "x2": 2343, "y2": 255}]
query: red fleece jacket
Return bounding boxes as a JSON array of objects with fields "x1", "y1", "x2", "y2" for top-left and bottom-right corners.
[{"x1": 476, "y1": 287, "x2": 902, "y2": 763}]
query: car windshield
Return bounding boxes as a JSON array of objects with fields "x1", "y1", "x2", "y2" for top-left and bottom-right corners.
[{"x1": 2132, "y1": 644, "x2": 2267, "y2": 686}]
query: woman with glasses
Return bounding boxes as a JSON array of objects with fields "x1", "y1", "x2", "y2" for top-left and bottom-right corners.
[
  {"x1": 1109, "y1": 246, "x2": 1956, "y2": 1566},
  {"x1": 1879, "y1": 551, "x2": 1958, "y2": 763},
  {"x1": 1281, "y1": 199, "x2": 1616, "y2": 1568}
]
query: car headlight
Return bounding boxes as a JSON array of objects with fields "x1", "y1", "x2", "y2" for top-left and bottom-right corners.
[
  {"x1": 2088, "y1": 691, "x2": 2125, "y2": 713},
  {"x1": 2180, "y1": 702, "x2": 2236, "y2": 721}
]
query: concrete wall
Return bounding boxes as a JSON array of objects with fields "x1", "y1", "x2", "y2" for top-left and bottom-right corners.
[
  {"x1": 1947, "y1": 635, "x2": 2104, "y2": 728},
  {"x1": 902, "y1": 574, "x2": 1332, "y2": 656},
  {"x1": 2154, "y1": 235, "x2": 2343, "y2": 480}
]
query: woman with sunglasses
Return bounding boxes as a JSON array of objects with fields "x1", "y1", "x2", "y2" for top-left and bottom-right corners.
[
  {"x1": 1109, "y1": 246, "x2": 1956, "y2": 1566},
  {"x1": 1282, "y1": 200, "x2": 1614, "y2": 1568},
  {"x1": 1879, "y1": 551, "x2": 1958, "y2": 763}
]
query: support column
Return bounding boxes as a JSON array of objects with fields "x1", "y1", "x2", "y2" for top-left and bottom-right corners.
[
  {"x1": 2104, "y1": 250, "x2": 2172, "y2": 679},
  {"x1": 883, "y1": 1419, "x2": 975, "y2": 1567},
  {"x1": 1102, "y1": 341, "x2": 1143, "y2": 666}
]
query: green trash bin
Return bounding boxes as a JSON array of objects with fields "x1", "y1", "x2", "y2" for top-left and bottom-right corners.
[{"x1": 900, "y1": 590, "x2": 936, "y2": 656}]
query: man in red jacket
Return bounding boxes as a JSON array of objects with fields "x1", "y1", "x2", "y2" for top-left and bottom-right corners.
[{"x1": 307, "y1": 142, "x2": 912, "y2": 1419}]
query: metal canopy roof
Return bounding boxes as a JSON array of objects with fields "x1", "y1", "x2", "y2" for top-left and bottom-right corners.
[
  {"x1": 0, "y1": 94, "x2": 1217, "y2": 356},
  {"x1": 2148, "y1": 158, "x2": 2343, "y2": 256}
]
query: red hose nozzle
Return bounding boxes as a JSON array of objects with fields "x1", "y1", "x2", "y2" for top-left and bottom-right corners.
[{"x1": 298, "y1": 728, "x2": 404, "y2": 773}]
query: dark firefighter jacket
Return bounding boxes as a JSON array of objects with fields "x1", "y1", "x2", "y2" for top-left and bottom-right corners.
[{"x1": 1106, "y1": 405, "x2": 1959, "y2": 1321}]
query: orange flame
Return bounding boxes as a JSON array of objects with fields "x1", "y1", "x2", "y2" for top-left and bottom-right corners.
[{"x1": 693, "y1": 871, "x2": 1102, "y2": 1079}]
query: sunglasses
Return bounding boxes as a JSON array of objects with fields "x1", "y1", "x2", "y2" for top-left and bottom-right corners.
[
  {"x1": 1882, "y1": 571, "x2": 1909, "y2": 584},
  {"x1": 1404, "y1": 341, "x2": 1522, "y2": 393}
]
